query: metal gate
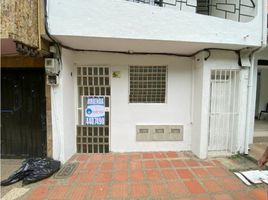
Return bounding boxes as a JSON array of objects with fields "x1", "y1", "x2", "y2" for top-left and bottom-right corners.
[
  {"x1": 1, "y1": 69, "x2": 47, "y2": 158},
  {"x1": 208, "y1": 69, "x2": 240, "y2": 153},
  {"x1": 76, "y1": 66, "x2": 110, "y2": 153}
]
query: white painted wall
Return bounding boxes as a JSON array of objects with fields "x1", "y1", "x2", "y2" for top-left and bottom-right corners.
[
  {"x1": 51, "y1": 49, "x2": 76, "y2": 163},
  {"x1": 51, "y1": 75, "x2": 64, "y2": 161},
  {"x1": 74, "y1": 52, "x2": 193, "y2": 152},
  {"x1": 192, "y1": 50, "x2": 249, "y2": 158},
  {"x1": 47, "y1": 0, "x2": 263, "y2": 48},
  {"x1": 61, "y1": 49, "x2": 76, "y2": 161},
  {"x1": 51, "y1": 49, "x2": 252, "y2": 161},
  {"x1": 191, "y1": 52, "x2": 206, "y2": 158}
]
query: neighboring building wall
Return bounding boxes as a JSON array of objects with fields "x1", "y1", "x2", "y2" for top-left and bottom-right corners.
[
  {"x1": 256, "y1": 47, "x2": 268, "y2": 116},
  {"x1": 248, "y1": 46, "x2": 268, "y2": 144},
  {"x1": 258, "y1": 69, "x2": 268, "y2": 115},
  {"x1": 1, "y1": 56, "x2": 44, "y2": 68},
  {"x1": 1, "y1": 0, "x2": 39, "y2": 48},
  {"x1": 46, "y1": 85, "x2": 53, "y2": 158}
]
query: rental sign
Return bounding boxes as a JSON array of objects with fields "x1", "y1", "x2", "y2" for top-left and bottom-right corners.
[{"x1": 84, "y1": 97, "x2": 105, "y2": 125}]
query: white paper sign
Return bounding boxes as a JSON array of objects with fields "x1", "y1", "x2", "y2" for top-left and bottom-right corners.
[
  {"x1": 236, "y1": 170, "x2": 268, "y2": 185},
  {"x1": 84, "y1": 97, "x2": 105, "y2": 125}
]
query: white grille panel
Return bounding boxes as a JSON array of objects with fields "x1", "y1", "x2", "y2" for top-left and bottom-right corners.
[
  {"x1": 208, "y1": 69, "x2": 240, "y2": 153},
  {"x1": 129, "y1": 66, "x2": 167, "y2": 103}
]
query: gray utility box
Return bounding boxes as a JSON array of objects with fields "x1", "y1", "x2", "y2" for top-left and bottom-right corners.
[{"x1": 136, "y1": 125, "x2": 183, "y2": 141}]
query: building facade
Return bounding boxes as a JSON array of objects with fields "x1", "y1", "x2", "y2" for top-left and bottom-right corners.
[
  {"x1": 3, "y1": 0, "x2": 267, "y2": 162},
  {"x1": 1, "y1": 0, "x2": 52, "y2": 158}
]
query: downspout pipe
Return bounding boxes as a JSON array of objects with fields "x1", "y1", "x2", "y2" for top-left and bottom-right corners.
[{"x1": 244, "y1": 0, "x2": 267, "y2": 154}]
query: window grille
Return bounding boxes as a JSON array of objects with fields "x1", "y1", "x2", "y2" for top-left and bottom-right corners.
[{"x1": 129, "y1": 66, "x2": 167, "y2": 103}]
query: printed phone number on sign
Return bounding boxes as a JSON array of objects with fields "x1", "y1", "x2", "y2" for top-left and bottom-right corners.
[{"x1": 85, "y1": 117, "x2": 105, "y2": 125}]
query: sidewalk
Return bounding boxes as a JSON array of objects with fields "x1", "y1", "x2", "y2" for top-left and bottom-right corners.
[{"x1": 2, "y1": 152, "x2": 268, "y2": 200}]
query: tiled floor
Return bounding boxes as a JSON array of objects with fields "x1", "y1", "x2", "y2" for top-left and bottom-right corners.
[{"x1": 5, "y1": 152, "x2": 268, "y2": 199}]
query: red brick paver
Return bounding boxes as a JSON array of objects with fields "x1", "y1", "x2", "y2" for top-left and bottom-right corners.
[
  {"x1": 48, "y1": 186, "x2": 69, "y2": 200},
  {"x1": 251, "y1": 188, "x2": 268, "y2": 200},
  {"x1": 184, "y1": 180, "x2": 205, "y2": 194},
  {"x1": 131, "y1": 170, "x2": 144, "y2": 182},
  {"x1": 19, "y1": 152, "x2": 265, "y2": 200},
  {"x1": 68, "y1": 186, "x2": 88, "y2": 200},
  {"x1": 111, "y1": 183, "x2": 128, "y2": 198},
  {"x1": 144, "y1": 160, "x2": 158, "y2": 168},
  {"x1": 95, "y1": 171, "x2": 112, "y2": 183},
  {"x1": 150, "y1": 183, "x2": 168, "y2": 196},
  {"x1": 172, "y1": 160, "x2": 186, "y2": 168},
  {"x1": 90, "y1": 185, "x2": 109, "y2": 199},
  {"x1": 212, "y1": 193, "x2": 233, "y2": 200},
  {"x1": 162, "y1": 169, "x2": 178, "y2": 179},
  {"x1": 202, "y1": 179, "x2": 223, "y2": 193},
  {"x1": 146, "y1": 169, "x2": 162, "y2": 180},
  {"x1": 177, "y1": 169, "x2": 194, "y2": 179},
  {"x1": 167, "y1": 181, "x2": 188, "y2": 195},
  {"x1": 27, "y1": 186, "x2": 49, "y2": 200},
  {"x1": 131, "y1": 183, "x2": 149, "y2": 198},
  {"x1": 112, "y1": 171, "x2": 128, "y2": 182}
]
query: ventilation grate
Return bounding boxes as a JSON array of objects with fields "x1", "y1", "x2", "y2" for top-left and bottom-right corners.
[{"x1": 136, "y1": 125, "x2": 183, "y2": 141}]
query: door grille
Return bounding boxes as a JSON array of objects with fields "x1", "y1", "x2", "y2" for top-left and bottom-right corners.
[
  {"x1": 208, "y1": 69, "x2": 240, "y2": 153},
  {"x1": 77, "y1": 66, "x2": 110, "y2": 153}
]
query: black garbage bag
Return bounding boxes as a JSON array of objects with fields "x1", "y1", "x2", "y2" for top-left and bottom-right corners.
[
  {"x1": 22, "y1": 158, "x2": 61, "y2": 185},
  {"x1": 1, "y1": 158, "x2": 61, "y2": 186},
  {"x1": 0, "y1": 160, "x2": 32, "y2": 186}
]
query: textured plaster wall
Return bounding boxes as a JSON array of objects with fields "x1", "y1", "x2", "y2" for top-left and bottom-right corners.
[{"x1": 1, "y1": 0, "x2": 39, "y2": 48}]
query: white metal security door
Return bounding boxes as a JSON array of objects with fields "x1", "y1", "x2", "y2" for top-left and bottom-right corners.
[
  {"x1": 77, "y1": 66, "x2": 110, "y2": 153},
  {"x1": 208, "y1": 70, "x2": 240, "y2": 153}
]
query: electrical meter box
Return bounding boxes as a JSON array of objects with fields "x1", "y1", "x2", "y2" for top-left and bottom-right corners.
[{"x1": 45, "y1": 58, "x2": 60, "y2": 75}]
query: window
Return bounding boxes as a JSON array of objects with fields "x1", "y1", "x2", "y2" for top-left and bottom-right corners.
[{"x1": 129, "y1": 66, "x2": 167, "y2": 103}]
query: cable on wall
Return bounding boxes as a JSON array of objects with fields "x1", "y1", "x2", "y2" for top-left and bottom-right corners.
[{"x1": 43, "y1": 0, "x2": 245, "y2": 63}]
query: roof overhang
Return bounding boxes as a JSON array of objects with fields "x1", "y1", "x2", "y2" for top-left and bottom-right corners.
[{"x1": 54, "y1": 35, "x2": 249, "y2": 55}]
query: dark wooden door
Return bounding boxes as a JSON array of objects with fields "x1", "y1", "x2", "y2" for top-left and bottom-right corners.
[{"x1": 1, "y1": 69, "x2": 47, "y2": 158}]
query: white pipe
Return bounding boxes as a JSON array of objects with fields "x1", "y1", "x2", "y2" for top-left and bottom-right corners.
[{"x1": 244, "y1": 0, "x2": 267, "y2": 154}]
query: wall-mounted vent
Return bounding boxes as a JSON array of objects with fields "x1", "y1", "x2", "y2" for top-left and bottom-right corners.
[{"x1": 136, "y1": 125, "x2": 183, "y2": 141}]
